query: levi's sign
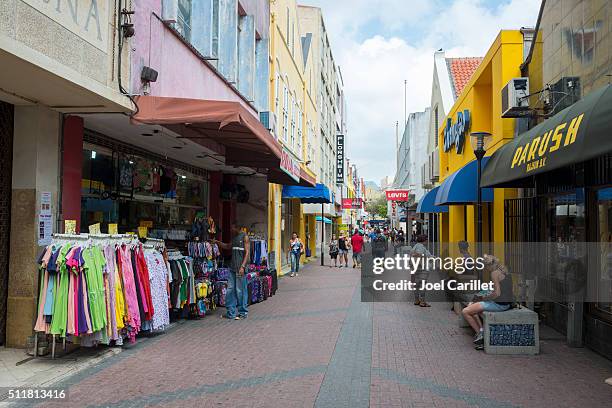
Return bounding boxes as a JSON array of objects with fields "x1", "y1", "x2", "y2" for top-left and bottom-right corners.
[
  {"x1": 443, "y1": 109, "x2": 471, "y2": 154},
  {"x1": 385, "y1": 190, "x2": 410, "y2": 201},
  {"x1": 280, "y1": 149, "x2": 300, "y2": 182}
]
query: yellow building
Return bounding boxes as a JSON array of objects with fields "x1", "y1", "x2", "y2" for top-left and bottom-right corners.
[
  {"x1": 435, "y1": 31, "x2": 525, "y2": 251},
  {"x1": 268, "y1": 0, "x2": 317, "y2": 273}
]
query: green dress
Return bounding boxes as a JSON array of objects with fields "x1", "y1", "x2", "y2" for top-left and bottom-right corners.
[{"x1": 81, "y1": 246, "x2": 107, "y2": 333}]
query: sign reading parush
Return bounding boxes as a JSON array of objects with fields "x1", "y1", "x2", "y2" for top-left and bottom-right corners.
[
  {"x1": 511, "y1": 113, "x2": 584, "y2": 173},
  {"x1": 443, "y1": 109, "x2": 471, "y2": 154}
]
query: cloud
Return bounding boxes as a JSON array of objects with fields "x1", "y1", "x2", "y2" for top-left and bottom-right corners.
[{"x1": 300, "y1": 0, "x2": 541, "y2": 182}]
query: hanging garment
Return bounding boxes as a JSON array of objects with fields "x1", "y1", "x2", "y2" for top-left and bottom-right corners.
[
  {"x1": 81, "y1": 246, "x2": 107, "y2": 332},
  {"x1": 145, "y1": 251, "x2": 170, "y2": 330},
  {"x1": 118, "y1": 245, "x2": 141, "y2": 341},
  {"x1": 135, "y1": 247, "x2": 154, "y2": 322},
  {"x1": 50, "y1": 244, "x2": 71, "y2": 337},
  {"x1": 103, "y1": 246, "x2": 120, "y2": 341}
]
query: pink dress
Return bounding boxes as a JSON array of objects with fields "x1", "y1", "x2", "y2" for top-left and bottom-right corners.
[{"x1": 119, "y1": 246, "x2": 140, "y2": 341}]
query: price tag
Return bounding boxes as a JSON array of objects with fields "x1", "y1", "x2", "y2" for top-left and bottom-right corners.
[
  {"x1": 137, "y1": 226, "x2": 148, "y2": 238},
  {"x1": 64, "y1": 220, "x2": 76, "y2": 234},
  {"x1": 108, "y1": 224, "x2": 118, "y2": 235},
  {"x1": 88, "y1": 223, "x2": 101, "y2": 234}
]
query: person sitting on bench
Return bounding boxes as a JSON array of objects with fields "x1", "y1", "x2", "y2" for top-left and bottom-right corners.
[{"x1": 462, "y1": 254, "x2": 513, "y2": 350}]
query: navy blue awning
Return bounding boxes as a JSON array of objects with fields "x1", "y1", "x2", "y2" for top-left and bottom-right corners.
[
  {"x1": 416, "y1": 186, "x2": 449, "y2": 213},
  {"x1": 282, "y1": 183, "x2": 331, "y2": 204},
  {"x1": 435, "y1": 158, "x2": 494, "y2": 206}
]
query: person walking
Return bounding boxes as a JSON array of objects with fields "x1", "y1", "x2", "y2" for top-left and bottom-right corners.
[
  {"x1": 338, "y1": 233, "x2": 349, "y2": 267},
  {"x1": 214, "y1": 223, "x2": 250, "y2": 320},
  {"x1": 350, "y1": 228, "x2": 364, "y2": 268},
  {"x1": 371, "y1": 228, "x2": 388, "y2": 259},
  {"x1": 329, "y1": 234, "x2": 339, "y2": 267},
  {"x1": 412, "y1": 234, "x2": 432, "y2": 307},
  {"x1": 288, "y1": 233, "x2": 304, "y2": 277}
]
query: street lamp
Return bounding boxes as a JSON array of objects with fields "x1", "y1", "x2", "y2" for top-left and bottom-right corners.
[{"x1": 470, "y1": 132, "x2": 491, "y2": 255}]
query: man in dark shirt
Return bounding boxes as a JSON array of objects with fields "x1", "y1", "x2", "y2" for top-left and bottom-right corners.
[{"x1": 215, "y1": 223, "x2": 250, "y2": 320}]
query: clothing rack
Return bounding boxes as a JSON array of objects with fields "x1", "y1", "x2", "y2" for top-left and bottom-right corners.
[{"x1": 35, "y1": 233, "x2": 162, "y2": 358}]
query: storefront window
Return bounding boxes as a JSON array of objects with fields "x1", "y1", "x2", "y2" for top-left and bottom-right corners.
[
  {"x1": 542, "y1": 191, "x2": 586, "y2": 307},
  {"x1": 81, "y1": 144, "x2": 208, "y2": 240},
  {"x1": 595, "y1": 187, "x2": 612, "y2": 317}
]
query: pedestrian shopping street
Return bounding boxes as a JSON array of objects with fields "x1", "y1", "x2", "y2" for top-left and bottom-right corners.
[{"x1": 17, "y1": 260, "x2": 612, "y2": 408}]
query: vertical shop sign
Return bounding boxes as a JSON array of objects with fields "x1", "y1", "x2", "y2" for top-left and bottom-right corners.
[
  {"x1": 38, "y1": 192, "x2": 53, "y2": 245},
  {"x1": 336, "y1": 134, "x2": 345, "y2": 185}
]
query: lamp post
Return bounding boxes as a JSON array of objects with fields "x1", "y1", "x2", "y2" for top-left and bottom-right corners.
[{"x1": 470, "y1": 132, "x2": 491, "y2": 256}]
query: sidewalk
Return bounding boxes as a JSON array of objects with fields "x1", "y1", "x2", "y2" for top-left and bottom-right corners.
[{"x1": 1, "y1": 259, "x2": 611, "y2": 407}]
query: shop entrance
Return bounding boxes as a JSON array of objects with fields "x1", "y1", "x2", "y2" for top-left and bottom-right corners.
[{"x1": 0, "y1": 101, "x2": 13, "y2": 345}]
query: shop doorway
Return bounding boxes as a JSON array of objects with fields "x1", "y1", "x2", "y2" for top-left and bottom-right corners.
[{"x1": 0, "y1": 101, "x2": 14, "y2": 345}]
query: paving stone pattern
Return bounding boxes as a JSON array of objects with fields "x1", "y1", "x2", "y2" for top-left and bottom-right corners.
[{"x1": 15, "y1": 260, "x2": 612, "y2": 408}]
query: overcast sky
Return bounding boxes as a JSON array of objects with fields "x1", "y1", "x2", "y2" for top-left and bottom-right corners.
[{"x1": 301, "y1": 0, "x2": 541, "y2": 184}]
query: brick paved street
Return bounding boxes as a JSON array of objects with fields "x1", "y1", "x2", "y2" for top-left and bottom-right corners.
[{"x1": 18, "y1": 260, "x2": 612, "y2": 408}]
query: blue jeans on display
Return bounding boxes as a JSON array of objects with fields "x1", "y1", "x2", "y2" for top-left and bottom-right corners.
[
  {"x1": 225, "y1": 271, "x2": 248, "y2": 318},
  {"x1": 290, "y1": 251, "x2": 301, "y2": 273}
]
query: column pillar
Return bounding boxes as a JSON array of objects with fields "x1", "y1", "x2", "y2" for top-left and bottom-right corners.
[{"x1": 6, "y1": 106, "x2": 60, "y2": 347}]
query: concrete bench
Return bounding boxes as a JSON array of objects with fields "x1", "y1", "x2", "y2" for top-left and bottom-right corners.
[{"x1": 483, "y1": 307, "x2": 539, "y2": 355}]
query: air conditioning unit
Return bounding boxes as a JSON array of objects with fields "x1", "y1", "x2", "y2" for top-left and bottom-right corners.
[
  {"x1": 259, "y1": 111, "x2": 277, "y2": 137},
  {"x1": 501, "y1": 78, "x2": 530, "y2": 118}
]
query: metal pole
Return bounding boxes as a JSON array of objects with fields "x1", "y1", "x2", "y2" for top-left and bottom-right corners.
[
  {"x1": 321, "y1": 203, "x2": 325, "y2": 266},
  {"x1": 476, "y1": 155, "x2": 483, "y2": 256}
]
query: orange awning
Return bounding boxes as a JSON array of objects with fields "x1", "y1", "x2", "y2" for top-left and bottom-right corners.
[{"x1": 132, "y1": 96, "x2": 282, "y2": 168}]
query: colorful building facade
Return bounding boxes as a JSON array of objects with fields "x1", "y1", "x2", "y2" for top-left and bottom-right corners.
[{"x1": 435, "y1": 31, "x2": 526, "y2": 250}]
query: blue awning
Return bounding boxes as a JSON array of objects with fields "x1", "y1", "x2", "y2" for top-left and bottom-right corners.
[
  {"x1": 315, "y1": 216, "x2": 332, "y2": 224},
  {"x1": 282, "y1": 183, "x2": 331, "y2": 203},
  {"x1": 435, "y1": 158, "x2": 494, "y2": 205},
  {"x1": 416, "y1": 186, "x2": 449, "y2": 213}
]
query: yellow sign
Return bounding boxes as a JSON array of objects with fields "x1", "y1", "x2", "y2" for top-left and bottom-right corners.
[
  {"x1": 139, "y1": 220, "x2": 153, "y2": 228},
  {"x1": 138, "y1": 227, "x2": 148, "y2": 238},
  {"x1": 108, "y1": 224, "x2": 118, "y2": 235},
  {"x1": 64, "y1": 220, "x2": 77, "y2": 234},
  {"x1": 88, "y1": 223, "x2": 101, "y2": 234}
]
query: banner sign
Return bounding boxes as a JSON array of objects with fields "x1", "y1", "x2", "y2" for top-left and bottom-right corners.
[
  {"x1": 336, "y1": 134, "x2": 345, "y2": 185},
  {"x1": 342, "y1": 198, "x2": 362, "y2": 209},
  {"x1": 385, "y1": 190, "x2": 410, "y2": 201},
  {"x1": 280, "y1": 148, "x2": 300, "y2": 182}
]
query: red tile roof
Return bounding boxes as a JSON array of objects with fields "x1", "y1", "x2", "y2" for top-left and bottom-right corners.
[{"x1": 446, "y1": 57, "x2": 483, "y2": 98}]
